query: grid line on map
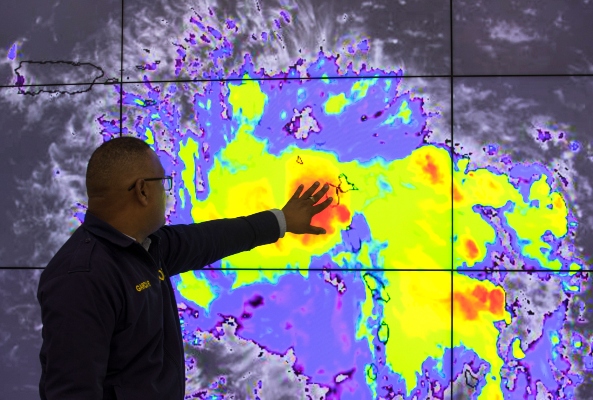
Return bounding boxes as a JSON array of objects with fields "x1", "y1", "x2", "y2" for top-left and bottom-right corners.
[
  {"x1": 119, "y1": 0, "x2": 125, "y2": 137},
  {"x1": 450, "y1": 0, "x2": 455, "y2": 397},
  {"x1": 1, "y1": 265, "x2": 589, "y2": 274},
  {"x1": 3, "y1": 73, "x2": 593, "y2": 90}
]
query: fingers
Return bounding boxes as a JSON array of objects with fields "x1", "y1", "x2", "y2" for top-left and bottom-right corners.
[
  {"x1": 291, "y1": 184, "x2": 304, "y2": 200},
  {"x1": 308, "y1": 225, "x2": 327, "y2": 235},
  {"x1": 313, "y1": 196, "x2": 333, "y2": 213},
  {"x1": 293, "y1": 182, "x2": 332, "y2": 202},
  {"x1": 301, "y1": 181, "x2": 321, "y2": 199},
  {"x1": 312, "y1": 183, "x2": 331, "y2": 200}
]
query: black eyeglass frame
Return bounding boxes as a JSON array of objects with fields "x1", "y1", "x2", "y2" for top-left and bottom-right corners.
[{"x1": 127, "y1": 176, "x2": 173, "y2": 191}]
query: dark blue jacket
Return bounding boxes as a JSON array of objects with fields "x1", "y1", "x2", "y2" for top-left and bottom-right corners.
[{"x1": 37, "y1": 210, "x2": 280, "y2": 400}]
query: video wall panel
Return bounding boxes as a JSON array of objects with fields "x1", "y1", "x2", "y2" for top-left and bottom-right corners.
[{"x1": 1, "y1": 0, "x2": 591, "y2": 398}]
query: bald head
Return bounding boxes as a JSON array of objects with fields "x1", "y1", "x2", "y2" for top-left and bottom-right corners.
[{"x1": 86, "y1": 136, "x2": 153, "y2": 197}]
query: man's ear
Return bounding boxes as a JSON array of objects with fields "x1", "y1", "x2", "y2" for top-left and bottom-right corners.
[{"x1": 134, "y1": 180, "x2": 149, "y2": 205}]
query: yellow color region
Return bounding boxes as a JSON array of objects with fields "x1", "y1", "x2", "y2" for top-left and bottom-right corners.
[
  {"x1": 453, "y1": 159, "x2": 570, "y2": 270},
  {"x1": 505, "y1": 176, "x2": 568, "y2": 270},
  {"x1": 379, "y1": 271, "x2": 450, "y2": 394},
  {"x1": 512, "y1": 338, "x2": 525, "y2": 359},
  {"x1": 178, "y1": 137, "x2": 200, "y2": 211},
  {"x1": 324, "y1": 93, "x2": 350, "y2": 114},
  {"x1": 396, "y1": 100, "x2": 412, "y2": 124},
  {"x1": 364, "y1": 270, "x2": 510, "y2": 399},
  {"x1": 350, "y1": 78, "x2": 378, "y2": 101},
  {"x1": 177, "y1": 271, "x2": 217, "y2": 311},
  {"x1": 452, "y1": 164, "x2": 517, "y2": 268},
  {"x1": 228, "y1": 76, "x2": 268, "y2": 122},
  {"x1": 145, "y1": 127, "x2": 155, "y2": 145}
]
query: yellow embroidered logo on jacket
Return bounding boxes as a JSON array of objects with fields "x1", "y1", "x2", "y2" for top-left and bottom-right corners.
[
  {"x1": 158, "y1": 268, "x2": 165, "y2": 281},
  {"x1": 135, "y1": 280, "x2": 151, "y2": 292}
]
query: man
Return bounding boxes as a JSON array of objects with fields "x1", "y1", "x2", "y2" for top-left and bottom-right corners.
[{"x1": 37, "y1": 136, "x2": 333, "y2": 399}]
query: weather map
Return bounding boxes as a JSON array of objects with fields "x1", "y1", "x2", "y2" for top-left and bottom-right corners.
[
  {"x1": 87, "y1": 8, "x2": 589, "y2": 400},
  {"x1": 2, "y1": 0, "x2": 593, "y2": 399}
]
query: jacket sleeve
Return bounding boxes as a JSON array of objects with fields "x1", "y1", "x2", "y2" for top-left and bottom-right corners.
[
  {"x1": 157, "y1": 210, "x2": 281, "y2": 276},
  {"x1": 38, "y1": 272, "x2": 116, "y2": 400}
]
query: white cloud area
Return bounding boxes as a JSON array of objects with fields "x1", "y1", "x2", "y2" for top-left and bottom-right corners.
[
  {"x1": 184, "y1": 317, "x2": 328, "y2": 399},
  {"x1": 488, "y1": 21, "x2": 538, "y2": 44},
  {"x1": 124, "y1": 0, "x2": 376, "y2": 80},
  {"x1": 5, "y1": 86, "x2": 109, "y2": 265},
  {"x1": 1, "y1": 7, "x2": 120, "y2": 265},
  {"x1": 403, "y1": 29, "x2": 427, "y2": 38}
]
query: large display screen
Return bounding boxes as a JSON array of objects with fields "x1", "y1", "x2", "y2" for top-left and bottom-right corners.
[{"x1": 1, "y1": 0, "x2": 592, "y2": 399}]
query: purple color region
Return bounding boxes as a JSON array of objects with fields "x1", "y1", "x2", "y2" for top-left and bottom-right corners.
[
  {"x1": 7, "y1": 43, "x2": 17, "y2": 60},
  {"x1": 341, "y1": 213, "x2": 371, "y2": 253},
  {"x1": 508, "y1": 163, "x2": 552, "y2": 204},
  {"x1": 174, "y1": 270, "x2": 373, "y2": 398},
  {"x1": 255, "y1": 74, "x2": 429, "y2": 164},
  {"x1": 453, "y1": 346, "x2": 491, "y2": 398},
  {"x1": 382, "y1": 350, "x2": 451, "y2": 399}
]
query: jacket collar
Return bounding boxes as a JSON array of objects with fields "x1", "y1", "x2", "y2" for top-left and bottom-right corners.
[{"x1": 81, "y1": 211, "x2": 159, "y2": 249}]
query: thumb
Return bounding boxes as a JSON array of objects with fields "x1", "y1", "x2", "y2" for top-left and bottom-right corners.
[{"x1": 309, "y1": 226, "x2": 327, "y2": 235}]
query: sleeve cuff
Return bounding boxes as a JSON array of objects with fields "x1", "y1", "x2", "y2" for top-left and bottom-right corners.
[{"x1": 269, "y1": 209, "x2": 286, "y2": 238}]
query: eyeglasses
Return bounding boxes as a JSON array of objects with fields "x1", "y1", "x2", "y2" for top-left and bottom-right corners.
[{"x1": 127, "y1": 176, "x2": 173, "y2": 191}]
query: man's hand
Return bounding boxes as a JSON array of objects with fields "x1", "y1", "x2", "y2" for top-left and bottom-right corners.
[{"x1": 282, "y1": 181, "x2": 333, "y2": 235}]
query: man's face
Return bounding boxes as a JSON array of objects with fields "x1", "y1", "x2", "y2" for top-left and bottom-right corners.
[{"x1": 145, "y1": 150, "x2": 168, "y2": 230}]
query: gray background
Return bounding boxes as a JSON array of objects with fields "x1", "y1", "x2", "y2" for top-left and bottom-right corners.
[{"x1": 1, "y1": 0, "x2": 592, "y2": 399}]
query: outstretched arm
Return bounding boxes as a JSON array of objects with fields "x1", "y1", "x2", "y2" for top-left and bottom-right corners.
[{"x1": 158, "y1": 181, "x2": 333, "y2": 275}]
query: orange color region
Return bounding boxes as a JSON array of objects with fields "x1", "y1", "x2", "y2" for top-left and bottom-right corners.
[
  {"x1": 453, "y1": 183, "x2": 464, "y2": 203},
  {"x1": 419, "y1": 154, "x2": 444, "y2": 185},
  {"x1": 465, "y1": 239, "x2": 479, "y2": 260},
  {"x1": 311, "y1": 203, "x2": 351, "y2": 233},
  {"x1": 488, "y1": 288, "x2": 504, "y2": 315},
  {"x1": 553, "y1": 194, "x2": 565, "y2": 210},
  {"x1": 454, "y1": 284, "x2": 506, "y2": 321}
]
